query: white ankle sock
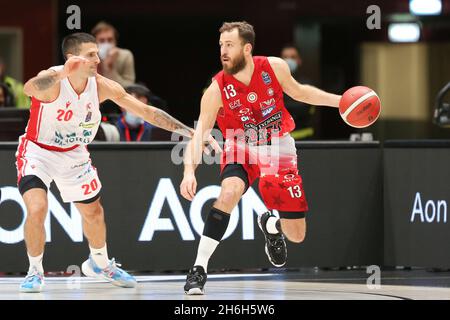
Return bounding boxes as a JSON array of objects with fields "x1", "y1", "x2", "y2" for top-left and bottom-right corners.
[
  {"x1": 28, "y1": 252, "x2": 44, "y2": 274},
  {"x1": 89, "y1": 244, "x2": 109, "y2": 269},
  {"x1": 266, "y1": 216, "x2": 280, "y2": 234},
  {"x1": 194, "y1": 236, "x2": 219, "y2": 273}
]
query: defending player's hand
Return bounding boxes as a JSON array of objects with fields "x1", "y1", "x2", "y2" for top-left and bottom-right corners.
[
  {"x1": 203, "y1": 134, "x2": 222, "y2": 155},
  {"x1": 63, "y1": 56, "x2": 90, "y2": 77},
  {"x1": 180, "y1": 173, "x2": 197, "y2": 201}
]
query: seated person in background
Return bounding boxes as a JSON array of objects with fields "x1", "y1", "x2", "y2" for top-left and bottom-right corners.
[
  {"x1": 280, "y1": 45, "x2": 316, "y2": 140},
  {"x1": 91, "y1": 21, "x2": 136, "y2": 88},
  {"x1": 0, "y1": 57, "x2": 29, "y2": 108},
  {"x1": 116, "y1": 84, "x2": 155, "y2": 142},
  {"x1": 0, "y1": 82, "x2": 16, "y2": 107},
  {"x1": 94, "y1": 121, "x2": 120, "y2": 142}
]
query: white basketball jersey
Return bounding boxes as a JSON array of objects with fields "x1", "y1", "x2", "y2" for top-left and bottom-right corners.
[{"x1": 24, "y1": 65, "x2": 101, "y2": 149}]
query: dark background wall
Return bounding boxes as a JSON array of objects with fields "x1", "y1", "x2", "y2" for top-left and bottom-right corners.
[{"x1": 1, "y1": 0, "x2": 450, "y2": 140}]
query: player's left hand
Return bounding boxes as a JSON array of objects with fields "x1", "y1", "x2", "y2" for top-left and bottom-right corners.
[{"x1": 180, "y1": 172, "x2": 197, "y2": 201}]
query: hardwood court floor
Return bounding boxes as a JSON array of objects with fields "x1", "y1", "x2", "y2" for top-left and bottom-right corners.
[{"x1": 1, "y1": 269, "x2": 449, "y2": 300}]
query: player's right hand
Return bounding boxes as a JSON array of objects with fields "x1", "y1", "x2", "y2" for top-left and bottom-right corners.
[
  {"x1": 63, "y1": 56, "x2": 89, "y2": 77},
  {"x1": 180, "y1": 172, "x2": 197, "y2": 201}
]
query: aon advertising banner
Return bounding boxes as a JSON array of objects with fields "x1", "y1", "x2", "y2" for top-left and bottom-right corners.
[
  {"x1": 0, "y1": 143, "x2": 382, "y2": 273},
  {"x1": 384, "y1": 141, "x2": 450, "y2": 268}
]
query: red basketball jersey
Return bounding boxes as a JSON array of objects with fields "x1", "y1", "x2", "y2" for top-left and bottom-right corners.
[{"x1": 214, "y1": 56, "x2": 295, "y2": 145}]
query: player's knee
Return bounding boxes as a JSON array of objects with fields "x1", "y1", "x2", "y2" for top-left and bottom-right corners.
[
  {"x1": 82, "y1": 203, "x2": 104, "y2": 223},
  {"x1": 217, "y1": 187, "x2": 242, "y2": 206},
  {"x1": 288, "y1": 231, "x2": 306, "y2": 244},
  {"x1": 26, "y1": 201, "x2": 48, "y2": 225},
  {"x1": 284, "y1": 228, "x2": 306, "y2": 244}
]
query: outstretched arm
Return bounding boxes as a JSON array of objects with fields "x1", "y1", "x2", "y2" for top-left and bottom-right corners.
[
  {"x1": 180, "y1": 80, "x2": 222, "y2": 200},
  {"x1": 268, "y1": 56, "x2": 341, "y2": 108},
  {"x1": 23, "y1": 56, "x2": 89, "y2": 101},
  {"x1": 97, "y1": 75, "x2": 194, "y2": 138}
]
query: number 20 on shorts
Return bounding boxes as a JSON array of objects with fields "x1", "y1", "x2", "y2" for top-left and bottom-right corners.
[{"x1": 82, "y1": 179, "x2": 98, "y2": 195}]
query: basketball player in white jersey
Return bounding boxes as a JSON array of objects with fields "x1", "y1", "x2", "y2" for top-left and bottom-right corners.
[{"x1": 16, "y1": 33, "x2": 212, "y2": 292}]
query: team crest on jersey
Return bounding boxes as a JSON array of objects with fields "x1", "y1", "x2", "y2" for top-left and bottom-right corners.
[
  {"x1": 261, "y1": 72, "x2": 272, "y2": 85},
  {"x1": 267, "y1": 88, "x2": 274, "y2": 96},
  {"x1": 65, "y1": 101, "x2": 71, "y2": 108},
  {"x1": 247, "y1": 92, "x2": 258, "y2": 103},
  {"x1": 85, "y1": 111, "x2": 92, "y2": 123},
  {"x1": 229, "y1": 99, "x2": 242, "y2": 110}
]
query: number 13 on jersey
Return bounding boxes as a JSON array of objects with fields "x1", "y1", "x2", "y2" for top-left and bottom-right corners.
[
  {"x1": 287, "y1": 185, "x2": 302, "y2": 198},
  {"x1": 223, "y1": 84, "x2": 236, "y2": 100}
]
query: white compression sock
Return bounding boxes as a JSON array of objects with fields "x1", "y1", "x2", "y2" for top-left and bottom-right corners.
[
  {"x1": 28, "y1": 252, "x2": 44, "y2": 274},
  {"x1": 266, "y1": 216, "x2": 280, "y2": 234},
  {"x1": 194, "y1": 236, "x2": 219, "y2": 273},
  {"x1": 89, "y1": 244, "x2": 109, "y2": 269}
]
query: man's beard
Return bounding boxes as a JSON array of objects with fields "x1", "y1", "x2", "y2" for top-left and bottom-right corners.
[{"x1": 222, "y1": 53, "x2": 246, "y2": 75}]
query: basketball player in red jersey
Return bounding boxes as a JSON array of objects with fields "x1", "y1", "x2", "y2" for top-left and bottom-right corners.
[
  {"x1": 180, "y1": 22, "x2": 342, "y2": 294},
  {"x1": 17, "y1": 33, "x2": 218, "y2": 292}
]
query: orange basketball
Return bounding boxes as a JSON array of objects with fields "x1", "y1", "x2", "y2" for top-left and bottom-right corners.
[{"x1": 339, "y1": 86, "x2": 381, "y2": 128}]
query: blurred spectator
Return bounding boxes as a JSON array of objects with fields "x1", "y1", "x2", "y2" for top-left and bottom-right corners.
[
  {"x1": 94, "y1": 121, "x2": 120, "y2": 142},
  {"x1": 0, "y1": 82, "x2": 16, "y2": 107},
  {"x1": 116, "y1": 84, "x2": 155, "y2": 141},
  {"x1": 0, "y1": 56, "x2": 30, "y2": 108},
  {"x1": 91, "y1": 21, "x2": 136, "y2": 87},
  {"x1": 280, "y1": 45, "x2": 316, "y2": 140}
]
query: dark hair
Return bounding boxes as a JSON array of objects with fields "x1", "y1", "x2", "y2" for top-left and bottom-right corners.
[
  {"x1": 281, "y1": 44, "x2": 300, "y2": 53},
  {"x1": 91, "y1": 21, "x2": 119, "y2": 41},
  {"x1": 219, "y1": 21, "x2": 255, "y2": 52},
  {"x1": 125, "y1": 84, "x2": 152, "y2": 101},
  {"x1": 61, "y1": 32, "x2": 96, "y2": 60}
]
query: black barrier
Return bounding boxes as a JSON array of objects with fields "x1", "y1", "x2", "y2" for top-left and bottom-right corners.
[
  {"x1": 384, "y1": 140, "x2": 450, "y2": 268},
  {"x1": 0, "y1": 142, "x2": 383, "y2": 273}
]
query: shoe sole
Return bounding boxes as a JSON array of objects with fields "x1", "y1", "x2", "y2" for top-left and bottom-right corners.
[
  {"x1": 185, "y1": 288, "x2": 205, "y2": 295},
  {"x1": 258, "y1": 216, "x2": 286, "y2": 268},
  {"x1": 81, "y1": 261, "x2": 136, "y2": 288},
  {"x1": 19, "y1": 287, "x2": 43, "y2": 293}
]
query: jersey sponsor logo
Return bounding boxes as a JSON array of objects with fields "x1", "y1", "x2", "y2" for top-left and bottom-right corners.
[
  {"x1": 261, "y1": 71, "x2": 272, "y2": 85},
  {"x1": 243, "y1": 111, "x2": 282, "y2": 145},
  {"x1": 260, "y1": 98, "x2": 276, "y2": 109},
  {"x1": 260, "y1": 98, "x2": 276, "y2": 118},
  {"x1": 247, "y1": 92, "x2": 258, "y2": 103},
  {"x1": 79, "y1": 120, "x2": 100, "y2": 129},
  {"x1": 284, "y1": 174, "x2": 296, "y2": 181},
  {"x1": 262, "y1": 106, "x2": 275, "y2": 118},
  {"x1": 83, "y1": 130, "x2": 92, "y2": 137},
  {"x1": 267, "y1": 88, "x2": 274, "y2": 96},
  {"x1": 76, "y1": 166, "x2": 92, "y2": 179},
  {"x1": 71, "y1": 160, "x2": 90, "y2": 170},
  {"x1": 54, "y1": 130, "x2": 93, "y2": 146},
  {"x1": 239, "y1": 107, "x2": 253, "y2": 116},
  {"x1": 244, "y1": 111, "x2": 282, "y2": 131},
  {"x1": 228, "y1": 99, "x2": 242, "y2": 110}
]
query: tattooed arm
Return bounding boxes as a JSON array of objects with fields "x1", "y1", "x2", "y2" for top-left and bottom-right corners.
[
  {"x1": 97, "y1": 74, "x2": 194, "y2": 138},
  {"x1": 23, "y1": 56, "x2": 89, "y2": 102}
]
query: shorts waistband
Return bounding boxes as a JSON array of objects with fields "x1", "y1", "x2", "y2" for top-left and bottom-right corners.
[{"x1": 29, "y1": 140, "x2": 80, "y2": 152}]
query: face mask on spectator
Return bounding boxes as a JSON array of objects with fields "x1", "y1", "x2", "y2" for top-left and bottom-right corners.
[
  {"x1": 98, "y1": 43, "x2": 114, "y2": 60},
  {"x1": 124, "y1": 112, "x2": 144, "y2": 127},
  {"x1": 284, "y1": 58, "x2": 298, "y2": 74}
]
